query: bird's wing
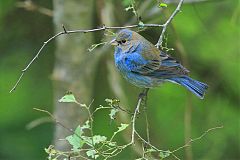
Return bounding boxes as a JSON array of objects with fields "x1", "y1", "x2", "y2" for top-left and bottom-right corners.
[
  {"x1": 123, "y1": 37, "x2": 189, "y2": 77},
  {"x1": 147, "y1": 52, "x2": 189, "y2": 78},
  {"x1": 125, "y1": 50, "x2": 189, "y2": 79},
  {"x1": 123, "y1": 41, "x2": 161, "y2": 74},
  {"x1": 124, "y1": 52, "x2": 161, "y2": 74}
]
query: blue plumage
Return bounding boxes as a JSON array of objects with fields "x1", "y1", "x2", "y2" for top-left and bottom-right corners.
[
  {"x1": 168, "y1": 76, "x2": 208, "y2": 99},
  {"x1": 111, "y1": 29, "x2": 208, "y2": 99}
]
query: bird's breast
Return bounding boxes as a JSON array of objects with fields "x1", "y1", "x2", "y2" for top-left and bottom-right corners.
[{"x1": 114, "y1": 47, "x2": 128, "y2": 72}]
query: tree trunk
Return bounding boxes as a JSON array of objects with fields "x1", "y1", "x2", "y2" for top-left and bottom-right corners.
[{"x1": 52, "y1": 0, "x2": 96, "y2": 151}]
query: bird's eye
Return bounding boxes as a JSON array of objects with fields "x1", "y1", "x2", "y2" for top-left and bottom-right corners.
[
  {"x1": 117, "y1": 41, "x2": 121, "y2": 45},
  {"x1": 121, "y1": 39, "x2": 126, "y2": 44}
]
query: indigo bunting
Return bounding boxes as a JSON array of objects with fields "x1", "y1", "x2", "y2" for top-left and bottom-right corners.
[{"x1": 111, "y1": 29, "x2": 208, "y2": 99}]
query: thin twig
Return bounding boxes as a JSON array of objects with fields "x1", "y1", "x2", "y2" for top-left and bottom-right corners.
[
  {"x1": 135, "y1": 131, "x2": 168, "y2": 153},
  {"x1": 10, "y1": 1, "x2": 185, "y2": 94},
  {"x1": 156, "y1": 0, "x2": 185, "y2": 48},
  {"x1": 131, "y1": 92, "x2": 144, "y2": 144},
  {"x1": 16, "y1": 0, "x2": 53, "y2": 17},
  {"x1": 172, "y1": 125, "x2": 224, "y2": 153},
  {"x1": 69, "y1": 154, "x2": 90, "y2": 160},
  {"x1": 144, "y1": 113, "x2": 150, "y2": 143},
  {"x1": 130, "y1": 89, "x2": 150, "y2": 144},
  {"x1": 9, "y1": 24, "x2": 164, "y2": 93},
  {"x1": 10, "y1": 0, "x2": 185, "y2": 92},
  {"x1": 171, "y1": 153, "x2": 181, "y2": 160},
  {"x1": 75, "y1": 99, "x2": 95, "y2": 148},
  {"x1": 26, "y1": 116, "x2": 52, "y2": 130},
  {"x1": 33, "y1": 108, "x2": 78, "y2": 138},
  {"x1": 91, "y1": 106, "x2": 112, "y2": 116},
  {"x1": 143, "y1": 89, "x2": 150, "y2": 143}
]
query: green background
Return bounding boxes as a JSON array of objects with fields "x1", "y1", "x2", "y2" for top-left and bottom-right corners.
[{"x1": 0, "y1": 0, "x2": 239, "y2": 159}]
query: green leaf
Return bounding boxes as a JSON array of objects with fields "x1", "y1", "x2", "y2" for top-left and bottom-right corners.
[
  {"x1": 58, "y1": 92, "x2": 77, "y2": 103},
  {"x1": 159, "y1": 3, "x2": 168, "y2": 8},
  {"x1": 159, "y1": 150, "x2": 170, "y2": 158},
  {"x1": 65, "y1": 126, "x2": 84, "y2": 151},
  {"x1": 92, "y1": 135, "x2": 107, "y2": 145},
  {"x1": 105, "y1": 98, "x2": 113, "y2": 104},
  {"x1": 105, "y1": 98, "x2": 120, "y2": 107},
  {"x1": 45, "y1": 145, "x2": 57, "y2": 155},
  {"x1": 112, "y1": 124, "x2": 129, "y2": 140},
  {"x1": 108, "y1": 142, "x2": 117, "y2": 147},
  {"x1": 66, "y1": 135, "x2": 84, "y2": 151},
  {"x1": 117, "y1": 123, "x2": 129, "y2": 132},
  {"x1": 138, "y1": 21, "x2": 144, "y2": 28},
  {"x1": 88, "y1": 42, "x2": 106, "y2": 52},
  {"x1": 75, "y1": 125, "x2": 83, "y2": 136},
  {"x1": 81, "y1": 136, "x2": 92, "y2": 145},
  {"x1": 109, "y1": 108, "x2": 119, "y2": 120},
  {"x1": 82, "y1": 120, "x2": 90, "y2": 130},
  {"x1": 146, "y1": 148, "x2": 157, "y2": 153},
  {"x1": 86, "y1": 150, "x2": 99, "y2": 159}
]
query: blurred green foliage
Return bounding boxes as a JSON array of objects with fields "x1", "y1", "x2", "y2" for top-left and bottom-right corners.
[
  {"x1": 0, "y1": 0, "x2": 54, "y2": 159},
  {"x1": 0, "y1": 0, "x2": 239, "y2": 160}
]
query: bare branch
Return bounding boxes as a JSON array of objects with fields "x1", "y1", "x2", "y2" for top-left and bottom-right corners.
[
  {"x1": 131, "y1": 92, "x2": 143, "y2": 143},
  {"x1": 172, "y1": 125, "x2": 224, "y2": 153},
  {"x1": 16, "y1": 0, "x2": 53, "y2": 17},
  {"x1": 9, "y1": 24, "x2": 163, "y2": 93},
  {"x1": 131, "y1": 89, "x2": 150, "y2": 144},
  {"x1": 156, "y1": 0, "x2": 185, "y2": 48},
  {"x1": 26, "y1": 117, "x2": 52, "y2": 130},
  {"x1": 10, "y1": 1, "x2": 186, "y2": 92},
  {"x1": 33, "y1": 108, "x2": 76, "y2": 137}
]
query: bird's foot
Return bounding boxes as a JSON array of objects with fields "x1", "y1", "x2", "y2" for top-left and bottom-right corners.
[
  {"x1": 138, "y1": 88, "x2": 149, "y2": 99},
  {"x1": 136, "y1": 88, "x2": 149, "y2": 114}
]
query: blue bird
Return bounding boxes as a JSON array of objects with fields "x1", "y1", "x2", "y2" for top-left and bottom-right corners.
[{"x1": 111, "y1": 29, "x2": 208, "y2": 99}]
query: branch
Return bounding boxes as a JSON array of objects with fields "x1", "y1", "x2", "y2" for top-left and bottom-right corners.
[
  {"x1": 131, "y1": 88, "x2": 149, "y2": 144},
  {"x1": 172, "y1": 125, "x2": 224, "y2": 153},
  {"x1": 9, "y1": 24, "x2": 163, "y2": 93},
  {"x1": 131, "y1": 93, "x2": 143, "y2": 144},
  {"x1": 156, "y1": 0, "x2": 185, "y2": 48},
  {"x1": 16, "y1": 0, "x2": 53, "y2": 17},
  {"x1": 10, "y1": 1, "x2": 185, "y2": 92},
  {"x1": 33, "y1": 108, "x2": 77, "y2": 137}
]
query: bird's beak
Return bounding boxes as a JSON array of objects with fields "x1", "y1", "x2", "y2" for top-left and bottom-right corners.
[{"x1": 109, "y1": 38, "x2": 118, "y2": 46}]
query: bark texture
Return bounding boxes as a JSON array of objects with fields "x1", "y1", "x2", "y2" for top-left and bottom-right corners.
[{"x1": 52, "y1": 0, "x2": 96, "y2": 151}]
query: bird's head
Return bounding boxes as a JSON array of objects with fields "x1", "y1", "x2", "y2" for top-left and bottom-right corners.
[{"x1": 110, "y1": 29, "x2": 137, "y2": 47}]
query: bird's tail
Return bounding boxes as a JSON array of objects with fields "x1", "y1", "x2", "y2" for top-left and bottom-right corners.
[{"x1": 169, "y1": 76, "x2": 208, "y2": 99}]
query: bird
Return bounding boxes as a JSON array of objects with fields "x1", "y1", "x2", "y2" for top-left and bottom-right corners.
[{"x1": 110, "y1": 29, "x2": 208, "y2": 99}]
